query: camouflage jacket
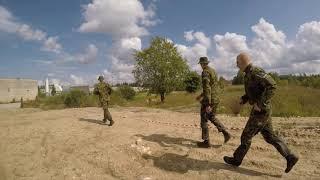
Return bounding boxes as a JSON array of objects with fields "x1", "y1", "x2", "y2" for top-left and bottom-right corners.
[
  {"x1": 200, "y1": 66, "x2": 220, "y2": 108},
  {"x1": 93, "y1": 81, "x2": 112, "y2": 102},
  {"x1": 241, "y1": 64, "x2": 276, "y2": 111}
]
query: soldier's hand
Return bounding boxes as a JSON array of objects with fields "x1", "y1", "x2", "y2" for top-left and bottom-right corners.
[
  {"x1": 206, "y1": 106, "x2": 212, "y2": 113},
  {"x1": 253, "y1": 103, "x2": 261, "y2": 112}
]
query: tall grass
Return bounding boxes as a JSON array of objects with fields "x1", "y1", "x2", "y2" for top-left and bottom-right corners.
[{"x1": 23, "y1": 85, "x2": 320, "y2": 117}]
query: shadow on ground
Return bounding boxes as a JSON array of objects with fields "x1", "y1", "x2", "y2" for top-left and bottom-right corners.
[
  {"x1": 135, "y1": 134, "x2": 222, "y2": 148},
  {"x1": 79, "y1": 118, "x2": 107, "y2": 125},
  {"x1": 143, "y1": 153, "x2": 282, "y2": 178}
]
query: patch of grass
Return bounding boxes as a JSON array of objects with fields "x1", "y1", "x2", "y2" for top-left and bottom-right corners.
[{"x1": 24, "y1": 85, "x2": 320, "y2": 117}]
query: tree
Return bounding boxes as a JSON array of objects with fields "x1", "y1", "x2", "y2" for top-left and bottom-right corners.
[
  {"x1": 118, "y1": 85, "x2": 136, "y2": 100},
  {"x1": 232, "y1": 70, "x2": 245, "y2": 85},
  {"x1": 184, "y1": 71, "x2": 201, "y2": 93},
  {"x1": 51, "y1": 85, "x2": 56, "y2": 96},
  {"x1": 218, "y1": 76, "x2": 228, "y2": 90},
  {"x1": 133, "y1": 37, "x2": 189, "y2": 102},
  {"x1": 269, "y1": 72, "x2": 280, "y2": 83}
]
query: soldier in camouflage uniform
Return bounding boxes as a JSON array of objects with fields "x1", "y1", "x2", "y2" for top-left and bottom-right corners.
[
  {"x1": 94, "y1": 76, "x2": 114, "y2": 126},
  {"x1": 224, "y1": 53, "x2": 298, "y2": 173},
  {"x1": 196, "y1": 57, "x2": 231, "y2": 148}
]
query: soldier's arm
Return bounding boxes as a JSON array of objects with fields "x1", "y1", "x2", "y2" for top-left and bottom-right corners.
[
  {"x1": 201, "y1": 71, "x2": 212, "y2": 106},
  {"x1": 255, "y1": 72, "x2": 277, "y2": 110},
  {"x1": 211, "y1": 73, "x2": 219, "y2": 110},
  {"x1": 107, "y1": 84, "x2": 112, "y2": 95}
]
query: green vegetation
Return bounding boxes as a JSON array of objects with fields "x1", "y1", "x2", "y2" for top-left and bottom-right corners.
[
  {"x1": 184, "y1": 71, "x2": 201, "y2": 93},
  {"x1": 133, "y1": 36, "x2": 189, "y2": 103},
  {"x1": 23, "y1": 85, "x2": 320, "y2": 117},
  {"x1": 118, "y1": 85, "x2": 136, "y2": 100},
  {"x1": 279, "y1": 74, "x2": 320, "y2": 89},
  {"x1": 232, "y1": 70, "x2": 245, "y2": 85}
]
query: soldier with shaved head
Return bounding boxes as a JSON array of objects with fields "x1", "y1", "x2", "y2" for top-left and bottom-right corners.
[{"x1": 224, "y1": 53, "x2": 298, "y2": 173}]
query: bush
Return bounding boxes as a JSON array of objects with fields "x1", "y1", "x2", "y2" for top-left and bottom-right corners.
[
  {"x1": 185, "y1": 71, "x2": 201, "y2": 93},
  {"x1": 64, "y1": 90, "x2": 87, "y2": 108},
  {"x1": 232, "y1": 70, "x2": 245, "y2": 85},
  {"x1": 118, "y1": 85, "x2": 136, "y2": 100}
]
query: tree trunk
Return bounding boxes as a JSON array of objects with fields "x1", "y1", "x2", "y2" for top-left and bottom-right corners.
[{"x1": 160, "y1": 93, "x2": 165, "y2": 103}]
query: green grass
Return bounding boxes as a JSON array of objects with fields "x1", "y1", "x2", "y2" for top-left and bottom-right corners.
[{"x1": 23, "y1": 85, "x2": 320, "y2": 117}]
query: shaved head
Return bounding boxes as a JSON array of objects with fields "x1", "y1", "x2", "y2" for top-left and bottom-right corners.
[{"x1": 236, "y1": 52, "x2": 251, "y2": 71}]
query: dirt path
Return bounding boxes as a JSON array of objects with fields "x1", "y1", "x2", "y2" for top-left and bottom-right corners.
[
  {"x1": 0, "y1": 103, "x2": 20, "y2": 109},
  {"x1": 0, "y1": 107, "x2": 319, "y2": 180}
]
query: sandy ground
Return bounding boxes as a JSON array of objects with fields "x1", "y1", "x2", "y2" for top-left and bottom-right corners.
[
  {"x1": 0, "y1": 107, "x2": 319, "y2": 180},
  {"x1": 0, "y1": 103, "x2": 20, "y2": 109}
]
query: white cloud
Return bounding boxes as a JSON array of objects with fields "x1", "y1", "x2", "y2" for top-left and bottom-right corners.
[
  {"x1": 176, "y1": 31, "x2": 211, "y2": 72},
  {"x1": 184, "y1": 31, "x2": 194, "y2": 41},
  {"x1": 249, "y1": 18, "x2": 288, "y2": 68},
  {"x1": 214, "y1": 32, "x2": 249, "y2": 57},
  {"x1": 76, "y1": 44, "x2": 98, "y2": 64},
  {"x1": 42, "y1": 36, "x2": 62, "y2": 54},
  {"x1": 0, "y1": 5, "x2": 63, "y2": 54},
  {"x1": 17, "y1": 24, "x2": 46, "y2": 41},
  {"x1": 79, "y1": 0, "x2": 158, "y2": 38},
  {"x1": 79, "y1": 0, "x2": 159, "y2": 83},
  {"x1": 0, "y1": 6, "x2": 18, "y2": 33},
  {"x1": 176, "y1": 18, "x2": 320, "y2": 78},
  {"x1": 70, "y1": 74, "x2": 86, "y2": 85},
  {"x1": 212, "y1": 32, "x2": 249, "y2": 78},
  {"x1": 288, "y1": 21, "x2": 320, "y2": 64}
]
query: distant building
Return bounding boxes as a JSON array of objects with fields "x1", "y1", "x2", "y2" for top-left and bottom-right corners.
[
  {"x1": 0, "y1": 78, "x2": 38, "y2": 103},
  {"x1": 38, "y1": 84, "x2": 63, "y2": 96},
  {"x1": 70, "y1": 86, "x2": 90, "y2": 94}
]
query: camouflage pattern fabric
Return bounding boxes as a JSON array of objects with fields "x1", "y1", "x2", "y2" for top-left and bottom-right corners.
[{"x1": 232, "y1": 64, "x2": 292, "y2": 163}]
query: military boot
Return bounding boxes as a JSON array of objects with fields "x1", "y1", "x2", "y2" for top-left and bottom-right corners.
[
  {"x1": 222, "y1": 130, "x2": 231, "y2": 143},
  {"x1": 223, "y1": 156, "x2": 241, "y2": 166},
  {"x1": 109, "y1": 120, "x2": 114, "y2": 126},
  {"x1": 285, "y1": 154, "x2": 299, "y2": 173},
  {"x1": 197, "y1": 140, "x2": 210, "y2": 148}
]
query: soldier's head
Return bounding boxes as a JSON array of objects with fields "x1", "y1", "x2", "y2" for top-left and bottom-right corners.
[
  {"x1": 236, "y1": 53, "x2": 251, "y2": 72},
  {"x1": 98, "y1": 75, "x2": 104, "y2": 82},
  {"x1": 198, "y1": 57, "x2": 209, "y2": 69}
]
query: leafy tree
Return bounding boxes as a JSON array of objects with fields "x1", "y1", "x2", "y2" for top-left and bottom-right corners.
[
  {"x1": 232, "y1": 70, "x2": 245, "y2": 85},
  {"x1": 51, "y1": 85, "x2": 56, "y2": 96},
  {"x1": 268, "y1": 72, "x2": 280, "y2": 83},
  {"x1": 118, "y1": 85, "x2": 136, "y2": 100},
  {"x1": 133, "y1": 37, "x2": 189, "y2": 102},
  {"x1": 184, "y1": 71, "x2": 201, "y2": 93},
  {"x1": 218, "y1": 76, "x2": 228, "y2": 90}
]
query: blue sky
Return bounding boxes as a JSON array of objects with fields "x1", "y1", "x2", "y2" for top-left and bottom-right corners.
[{"x1": 1, "y1": 0, "x2": 320, "y2": 86}]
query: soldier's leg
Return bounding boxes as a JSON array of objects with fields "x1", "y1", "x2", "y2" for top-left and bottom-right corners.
[
  {"x1": 200, "y1": 106, "x2": 209, "y2": 141},
  {"x1": 103, "y1": 102, "x2": 113, "y2": 125},
  {"x1": 208, "y1": 111, "x2": 231, "y2": 143},
  {"x1": 105, "y1": 102, "x2": 114, "y2": 126},
  {"x1": 260, "y1": 119, "x2": 291, "y2": 158},
  {"x1": 261, "y1": 117, "x2": 299, "y2": 173},
  {"x1": 232, "y1": 111, "x2": 268, "y2": 164},
  {"x1": 208, "y1": 111, "x2": 225, "y2": 132}
]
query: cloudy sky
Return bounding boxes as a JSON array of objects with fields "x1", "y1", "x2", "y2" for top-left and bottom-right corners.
[{"x1": 1, "y1": 0, "x2": 320, "y2": 86}]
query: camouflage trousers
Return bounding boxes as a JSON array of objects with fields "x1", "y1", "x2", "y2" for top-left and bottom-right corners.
[
  {"x1": 200, "y1": 105, "x2": 227, "y2": 141},
  {"x1": 101, "y1": 101, "x2": 113, "y2": 122},
  {"x1": 233, "y1": 108, "x2": 291, "y2": 163}
]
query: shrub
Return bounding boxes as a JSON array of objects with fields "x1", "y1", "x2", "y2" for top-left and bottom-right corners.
[
  {"x1": 185, "y1": 71, "x2": 201, "y2": 93},
  {"x1": 64, "y1": 90, "x2": 87, "y2": 108},
  {"x1": 118, "y1": 85, "x2": 136, "y2": 100}
]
